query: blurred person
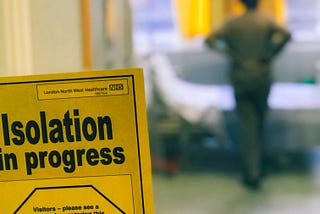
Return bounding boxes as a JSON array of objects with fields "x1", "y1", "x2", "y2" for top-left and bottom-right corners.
[{"x1": 205, "y1": 0, "x2": 291, "y2": 189}]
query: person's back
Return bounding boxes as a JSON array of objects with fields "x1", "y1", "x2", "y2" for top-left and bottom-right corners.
[{"x1": 223, "y1": 11, "x2": 279, "y2": 61}]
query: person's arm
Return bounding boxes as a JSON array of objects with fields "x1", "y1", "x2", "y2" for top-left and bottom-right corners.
[
  {"x1": 205, "y1": 27, "x2": 229, "y2": 53},
  {"x1": 205, "y1": 26, "x2": 244, "y2": 63},
  {"x1": 264, "y1": 24, "x2": 291, "y2": 62}
]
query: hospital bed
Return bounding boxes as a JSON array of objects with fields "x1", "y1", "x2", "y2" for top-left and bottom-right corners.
[{"x1": 147, "y1": 52, "x2": 320, "y2": 159}]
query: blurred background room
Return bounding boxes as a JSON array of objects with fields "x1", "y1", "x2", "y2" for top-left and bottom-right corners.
[{"x1": 1, "y1": 0, "x2": 320, "y2": 213}]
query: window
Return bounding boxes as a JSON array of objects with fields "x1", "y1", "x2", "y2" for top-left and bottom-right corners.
[
  {"x1": 286, "y1": 0, "x2": 320, "y2": 40},
  {"x1": 131, "y1": 0, "x2": 178, "y2": 54}
]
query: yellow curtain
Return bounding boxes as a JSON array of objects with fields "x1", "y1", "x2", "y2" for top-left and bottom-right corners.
[
  {"x1": 227, "y1": 0, "x2": 287, "y2": 24},
  {"x1": 174, "y1": 0, "x2": 286, "y2": 38},
  {"x1": 260, "y1": 0, "x2": 287, "y2": 24},
  {"x1": 174, "y1": 0, "x2": 211, "y2": 38}
]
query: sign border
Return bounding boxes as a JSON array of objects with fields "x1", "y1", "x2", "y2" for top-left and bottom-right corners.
[{"x1": 0, "y1": 73, "x2": 148, "y2": 213}]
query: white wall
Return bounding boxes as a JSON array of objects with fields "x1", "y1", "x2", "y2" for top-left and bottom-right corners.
[
  {"x1": 90, "y1": 0, "x2": 109, "y2": 69},
  {"x1": 30, "y1": 0, "x2": 83, "y2": 74},
  {"x1": 0, "y1": 2, "x2": 5, "y2": 75},
  {"x1": 0, "y1": 0, "x2": 134, "y2": 76},
  {"x1": 0, "y1": 0, "x2": 84, "y2": 75},
  {"x1": 104, "y1": 0, "x2": 133, "y2": 69},
  {"x1": 0, "y1": 0, "x2": 34, "y2": 75}
]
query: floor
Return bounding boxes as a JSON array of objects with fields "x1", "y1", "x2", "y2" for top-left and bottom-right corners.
[{"x1": 152, "y1": 170, "x2": 320, "y2": 214}]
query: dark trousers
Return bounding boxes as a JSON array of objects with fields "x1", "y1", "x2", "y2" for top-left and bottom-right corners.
[{"x1": 234, "y1": 82, "x2": 271, "y2": 179}]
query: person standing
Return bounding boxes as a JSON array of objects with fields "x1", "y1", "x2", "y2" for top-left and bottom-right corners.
[{"x1": 205, "y1": 0, "x2": 291, "y2": 189}]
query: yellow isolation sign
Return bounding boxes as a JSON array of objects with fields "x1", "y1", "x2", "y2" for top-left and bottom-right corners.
[{"x1": 0, "y1": 69, "x2": 154, "y2": 214}]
